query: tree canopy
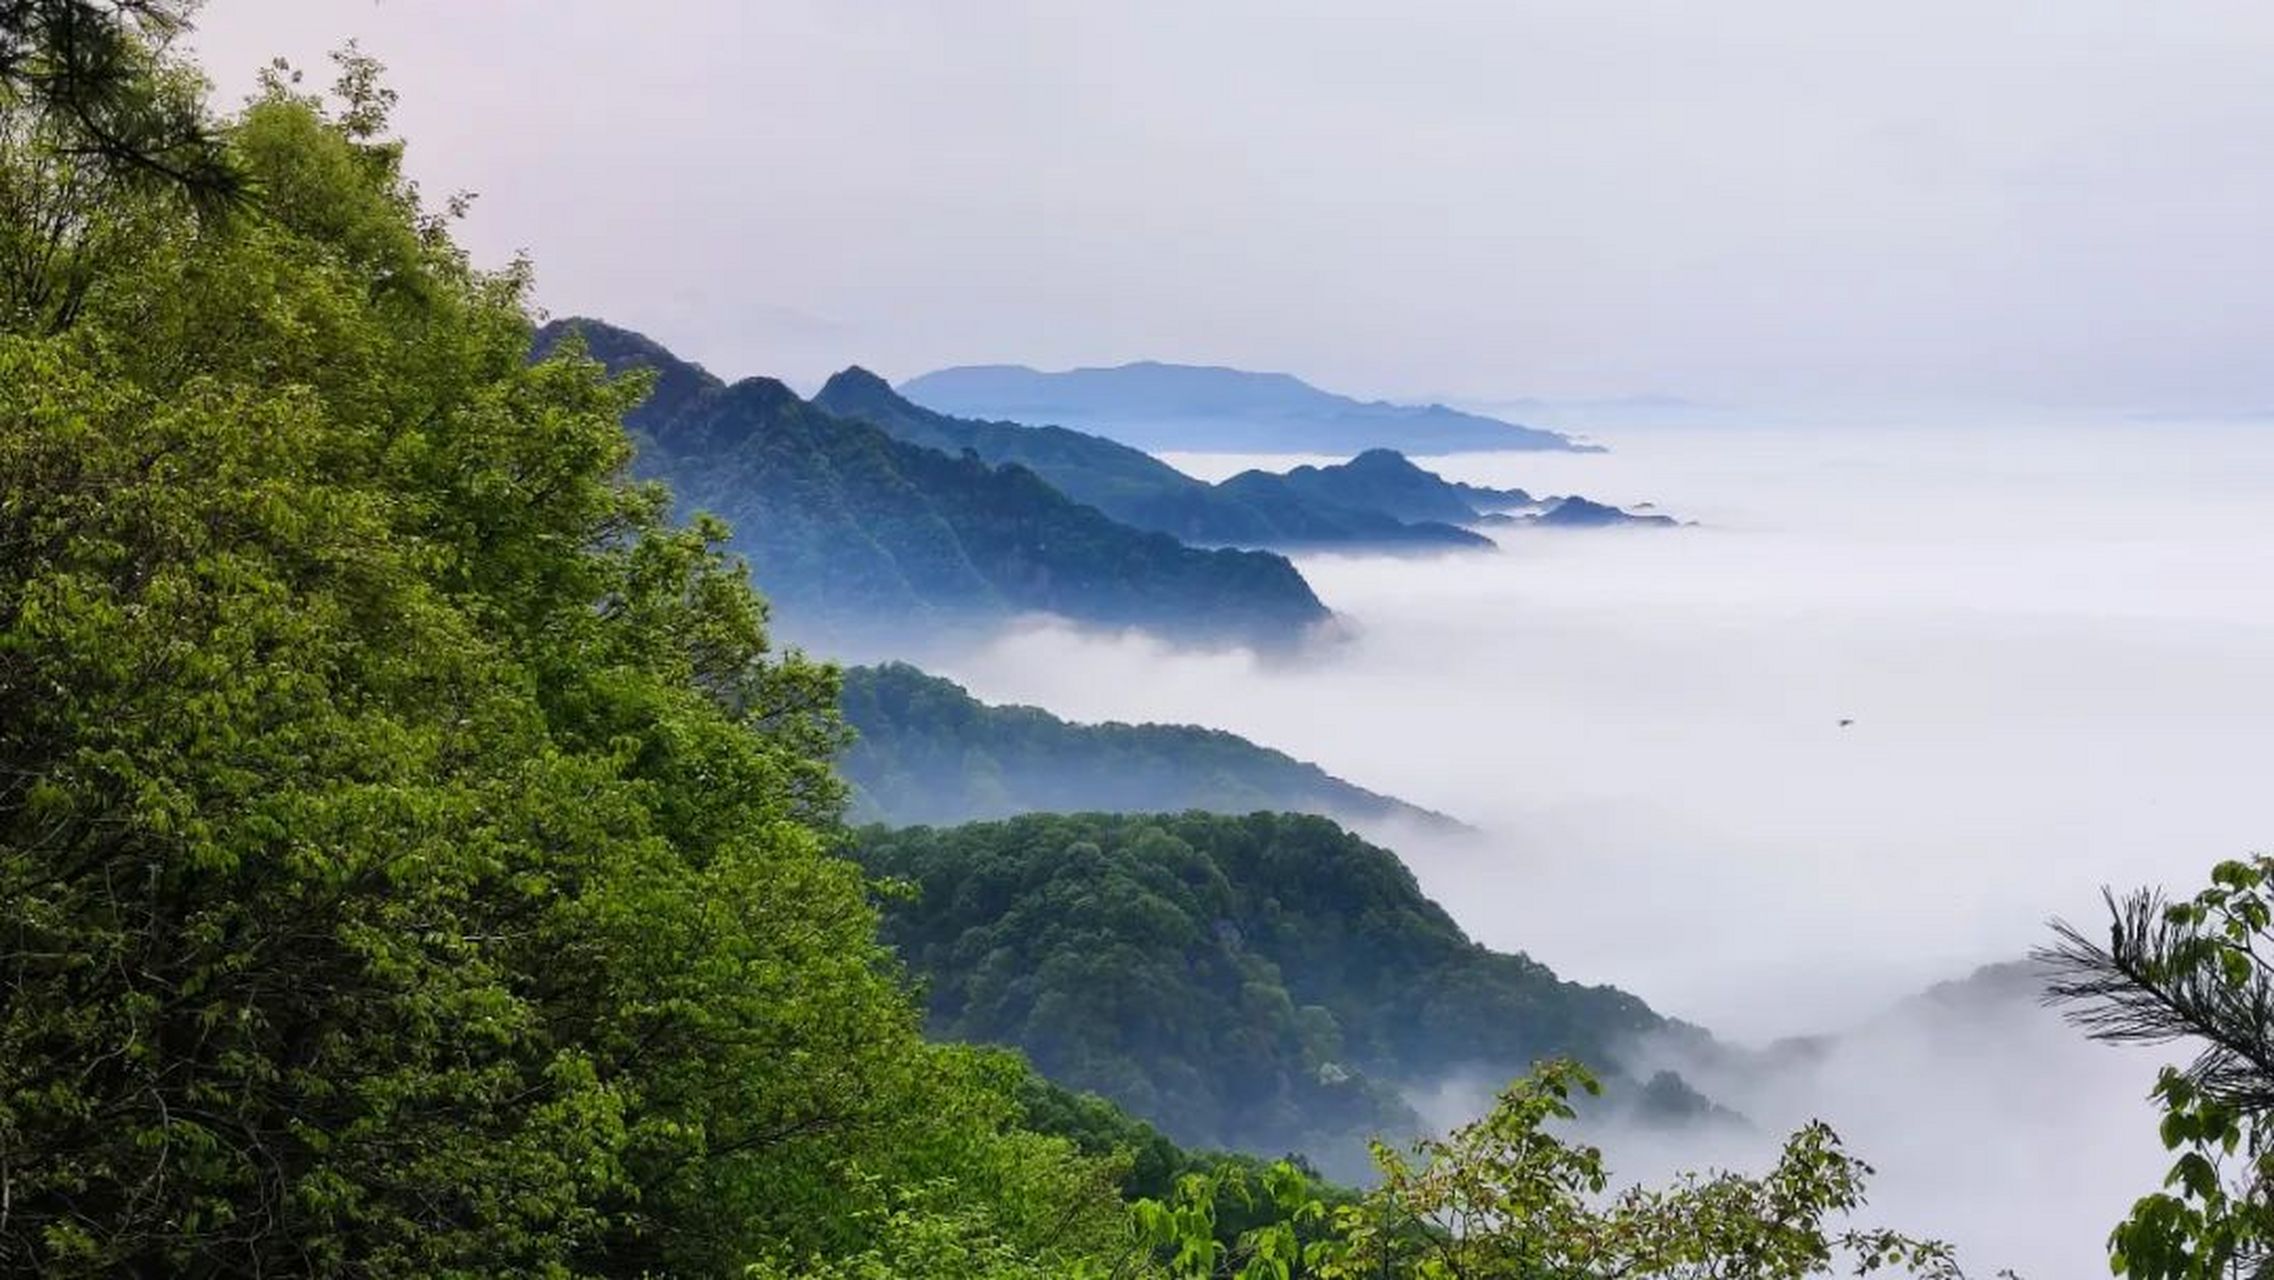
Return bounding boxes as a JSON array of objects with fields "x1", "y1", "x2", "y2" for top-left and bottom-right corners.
[
  {"x1": 0, "y1": 41, "x2": 1126, "y2": 1278},
  {"x1": 855, "y1": 811, "x2": 1694, "y2": 1175},
  {"x1": 2045, "y1": 855, "x2": 2274, "y2": 1279}
]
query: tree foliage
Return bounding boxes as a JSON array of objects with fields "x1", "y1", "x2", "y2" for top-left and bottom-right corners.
[
  {"x1": 0, "y1": 0, "x2": 240, "y2": 203},
  {"x1": 2043, "y1": 856, "x2": 2274, "y2": 1279},
  {"x1": 1134, "y1": 1062, "x2": 1981, "y2": 1280},
  {"x1": 0, "y1": 38, "x2": 1125, "y2": 1279},
  {"x1": 855, "y1": 811, "x2": 1689, "y2": 1173}
]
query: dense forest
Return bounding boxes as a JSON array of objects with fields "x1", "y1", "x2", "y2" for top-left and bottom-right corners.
[
  {"x1": 0, "y1": 33, "x2": 1175, "y2": 1275},
  {"x1": 839, "y1": 663, "x2": 1461, "y2": 831},
  {"x1": 856, "y1": 812, "x2": 1706, "y2": 1175},
  {"x1": 1, "y1": 5, "x2": 2256, "y2": 1277},
  {"x1": 535, "y1": 318, "x2": 1332, "y2": 650}
]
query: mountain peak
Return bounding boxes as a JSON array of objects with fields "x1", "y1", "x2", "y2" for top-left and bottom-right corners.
[
  {"x1": 717, "y1": 375, "x2": 805, "y2": 415},
  {"x1": 532, "y1": 317, "x2": 722, "y2": 428},
  {"x1": 819, "y1": 365, "x2": 898, "y2": 402},
  {"x1": 1344, "y1": 447, "x2": 1420, "y2": 470}
]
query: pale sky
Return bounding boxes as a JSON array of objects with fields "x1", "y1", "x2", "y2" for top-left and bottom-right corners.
[{"x1": 191, "y1": 1, "x2": 2274, "y2": 415}]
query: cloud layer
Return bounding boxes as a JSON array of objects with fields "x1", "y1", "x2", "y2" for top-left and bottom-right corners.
[{"x1": 934, "y1": 418, "x2": 2273, "y2": 1274}]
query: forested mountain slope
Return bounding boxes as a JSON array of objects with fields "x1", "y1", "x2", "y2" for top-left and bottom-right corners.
[
  {"x1": 840, "y1": 663, "x2": 1461, "y2": 831},
  {"x1": 857, "y1": 812, "x2": 1704, "y2": 1175},
  {"x1": 536, "y1": 320, "x2": 1332, "y2": 649}
]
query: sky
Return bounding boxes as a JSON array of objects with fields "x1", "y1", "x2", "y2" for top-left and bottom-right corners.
[{"x1": 189, "y1": 0, "x2": 2274, "y2": 415}]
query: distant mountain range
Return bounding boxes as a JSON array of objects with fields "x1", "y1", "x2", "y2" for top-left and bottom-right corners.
[
  {"x1": 1224, "y1": 449, "x2": 1677, "y2": 533},
  {"x1": 817, "y1": 370, "x2": 1669, "y2": 544},
  {"x1": 839, "y1": 662, "x2": 1462, "y2": 832},
  {"x1": 534, "y1": 319, "x2": 1330, "y2": 650},
  {"x1": 816, "y1": 368, "x2": 1490, "y2": 551},
  {"x1": 899, "y1": 360, "x2": 1597, "y2": 455}
]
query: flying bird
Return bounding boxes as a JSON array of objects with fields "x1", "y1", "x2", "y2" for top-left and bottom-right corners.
[{"x1": 1838, "y1": 718, "x2": 1855, "y2": 728}]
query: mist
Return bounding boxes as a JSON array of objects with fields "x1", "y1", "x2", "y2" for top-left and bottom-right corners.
[{"x1": 918, "y1": 417, "x2": 2274, "y2": 1274}]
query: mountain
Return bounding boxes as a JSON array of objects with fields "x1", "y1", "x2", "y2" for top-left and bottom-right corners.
[
  {"x1": 856, "y1": 811, "x2": 1700, "y2": 1176},
  {"x1": 1476, "y1": 495, "x2": 1682, "y2": 529},
  {"x1": 1248, "y1": 448, "x2": 1535, "y2": 524},
  {"x1": 1531, "y1": 495, "x2": 1681, "y2": 528},
  {"x1": 815, "y1": 368, "x2": 1489, "y2": 552},
  {"x1": 1233, "y1": 449, "x2": 1678, "y2": 531},
  {"x1": 818, "y1": 371, "x2": 1669, "y2": 547},
  {"x1": 535, "y1": 319, "x2": 1331, "y2": 650},
  {"x1": 1201, "y1": 471, "x2": 1491, "y2": 552},
  {"x1": 899, "y1": 360, "x2": 1594, "y2": 455},
  {"x1": 839, "y1": 662, "x2": 1463, "y2": 832}
]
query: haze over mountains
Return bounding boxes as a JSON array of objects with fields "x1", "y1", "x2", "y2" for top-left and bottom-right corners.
[
  {"x1": 535, "y1": 318, "x2": 1331, "y2": 650},
  {"x1": 840, "y1": 663, "x2": 1461, "y2": 832},
  {"x1": 539, "y1": 317, "x2": 1679, "y2": 657},
  {"x1": 901, "y1": 360, "x2": 1594, "y2": 455},
  {"x1": 818, "y1": 368, "x2": 1504, "y2": 551}
]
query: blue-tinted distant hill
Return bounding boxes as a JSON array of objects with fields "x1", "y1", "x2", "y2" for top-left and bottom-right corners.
[
  {"x1": 898, "y1": 360, "x2": 1595, "y2": 455},
  {"x1": 839, "y1": 662, "x2": 1464, "y2": 832},
  {"x1": 814, "y1": 368, "x2": 1489, "y2": 551},
  {"x1": 533, "y1": 319, "x2": 1331, "y2": 650},
  {"x1": 1237, "y1": 449, "x2": 1677, "y2": 530}
]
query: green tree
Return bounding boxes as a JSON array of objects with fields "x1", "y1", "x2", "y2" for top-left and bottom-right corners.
[
  {"x1": 2043, "y1": 855, "x2": 2274, "y2": 1279},
  {"x1": 0, "y1": 35, "x2": 1130, "y2": 1280},
  {"x1": 0, "y1": 0, "x2": 239, "y2": 201},
  {"x1": 1138, "y1": 1062, "x2": 1979, "y2": 1280}
]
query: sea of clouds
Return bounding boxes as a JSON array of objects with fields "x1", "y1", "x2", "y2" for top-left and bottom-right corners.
[{"x1": 924, "y1": 417, "x2": 2274, "y2": 1276}]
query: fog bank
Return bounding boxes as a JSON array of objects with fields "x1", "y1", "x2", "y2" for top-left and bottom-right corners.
[
  {"x1": 948, "y1": 421, "x2": 2274, "y2": 1035},
  {"x1": 930, "y1": 419, "x2": 2274, "y2": 1275}
]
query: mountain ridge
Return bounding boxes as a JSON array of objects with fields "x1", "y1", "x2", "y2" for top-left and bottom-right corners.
[
  {"x1": 815, "y1": 367, "x2": 1492, "y2": 551},
  {"x1": 900, "y1": 360, "x2": 1595, "y2": 455},
  {"x1": 535, "y1": 318, "x2": 1333, "y2": 651},
  {"x1": 839, "y1": 662, "x2": 1465, "y2": 833}
]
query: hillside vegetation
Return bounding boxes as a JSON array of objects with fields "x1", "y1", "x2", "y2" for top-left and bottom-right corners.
[
  {"x1": 0, "y1": 40, "x2": 1170, "y2": 1277},
  {"x1": 856, "y1": 812, "x2": 1689, "y2": 1175}
]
